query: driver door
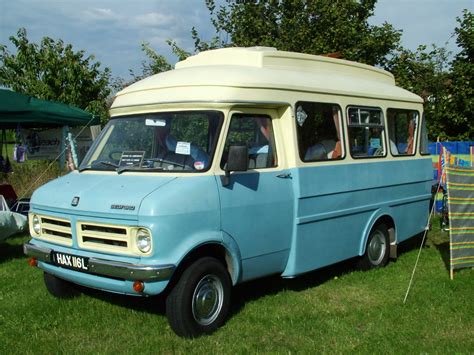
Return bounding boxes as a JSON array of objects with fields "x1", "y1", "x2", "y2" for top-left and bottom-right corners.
[{"x1": 217, "y1": 111, "x2": 294, "y2": 281}]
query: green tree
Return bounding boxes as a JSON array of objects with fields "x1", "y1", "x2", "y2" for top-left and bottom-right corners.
[
  {"x1": 129, "y1": 42, "x2": 173, "y2": 82},
  {"x1": 0, "y1": 28, "x2": 112, "y2": 123},
  {"x1": 192, "y1": 0, "x2": 401, "y2": 66},
  {"x1": 386, "y1": 10, "x2": 473, "y2": 141},
  {"x1": 445, "y1": 10, "x2": 473, "y2": 140},
  {"x1": 385, "y1": 45, "x2": 452, "y2": 140},
  {"x1": 137, "y1": 3, "x2": 472, "y2": 141},
  {"x1": 135, "y1": 0, "x2": 402, "y2": 79}
]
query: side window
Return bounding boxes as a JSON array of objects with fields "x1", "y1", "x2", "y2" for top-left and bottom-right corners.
[
  {"x1": 387, "y1": 109, "x2": 418, "y2": 156},
  {"x1": 220, "y1": 114, "x2": 277, "y2": 169},
  {"x1": 347, "y1": 106, "x2": 385, "y2": 158},
  {"x1": 295, "y1": 102, "x2": 344, "y2": 162}
]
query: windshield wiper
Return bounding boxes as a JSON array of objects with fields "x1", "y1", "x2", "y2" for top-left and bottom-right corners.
[
  {"x1": 79, "y1": 160, "x2": 119, "y2": 172},
  {"x1": 117, "y1": 166, "x2": 164, "y2": 174},
  {"x1": 98, "y1": 161, "x2": 119, "y2": 169}
]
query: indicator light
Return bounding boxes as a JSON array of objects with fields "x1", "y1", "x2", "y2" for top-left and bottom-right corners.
[{"x1": 133, "y1": 280, "x2": 145, "y2": 293}]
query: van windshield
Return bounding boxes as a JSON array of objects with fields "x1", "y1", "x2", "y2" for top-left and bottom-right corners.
[{"x1": 79, "y1": 111, "x2": 223, "y2": 173}]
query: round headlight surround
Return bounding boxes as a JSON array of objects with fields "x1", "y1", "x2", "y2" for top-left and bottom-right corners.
[
  {"x1": 32, "y1": 215, "x2": 41, "y2": 235},
  {"x1": 136, "y1": 228, "x2": 152, "y2": 253}
]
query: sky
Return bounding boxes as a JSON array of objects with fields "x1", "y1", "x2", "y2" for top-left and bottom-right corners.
[{"x1": 0, "y1": 0, "x2": 472, "y2": 80}]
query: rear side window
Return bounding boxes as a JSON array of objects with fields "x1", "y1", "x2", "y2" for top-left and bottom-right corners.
[
  {"x1": 387, "y1": 109, "x2": 418, "y2": 156},
  {"x1": 295, "y1": 102, "x2": 344, "y2": 162},
  {"x1": 220, "y1": 114, "x2": 277, "y2": 169},
  {"x1": 347, "y1": 106, "x2": 386, "y2": 158}
]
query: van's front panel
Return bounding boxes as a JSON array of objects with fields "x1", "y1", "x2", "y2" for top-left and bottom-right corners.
[
  {"x1": 26, "y1": 209, "x2": 173, "y2": 296},
  {"x1": 25, "y1": 110, "x2": 226, "y2": 296}
]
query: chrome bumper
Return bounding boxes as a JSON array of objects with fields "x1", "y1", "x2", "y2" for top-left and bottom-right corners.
[{"x1": 23, "y1": 242, "x2": 175, "y2": 282}]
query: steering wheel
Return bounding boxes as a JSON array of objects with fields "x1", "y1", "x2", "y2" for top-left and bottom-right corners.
[{"x1": 108, "y1": 150, "x2": 123, "y2": 162}]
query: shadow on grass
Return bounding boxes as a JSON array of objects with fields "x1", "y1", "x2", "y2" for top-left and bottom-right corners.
[
  {"x1": 397, "y1": 232, "x2": 427, "y2": 258},
  {"x1": 434, "y1": 241, "x2": 450, "y2": 271},
  {"x1": 0, "y1": 234, "x2": 27, "y2": 264},
  {"x1": 61, "y1": 233, "x2": 433, "y2": 322},
  {"x1": 424, "y1": 216, "x2": 451, "y2": 272},
  {"x1": 77, "y1": 257, "x2": 359, "y2": 320},
  {"x1": 229, "y1": 258, "x2": 357, "y2": 317},
  {"x1": 396, "y1": 228, "x2": 451, "y2": 273},
  {"x1": 79, "y1": 286, "x2": 166, "y2": 315},
  {"x1": 229, "y1": 232, "x2": 447, "y2": 317}
]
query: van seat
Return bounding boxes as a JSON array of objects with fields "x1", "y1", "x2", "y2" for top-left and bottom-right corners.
[{"x1": 305, "y1": 143, "x2": 327, "y2": 161}]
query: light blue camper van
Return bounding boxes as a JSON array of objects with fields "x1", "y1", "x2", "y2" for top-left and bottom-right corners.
[{"x1": 24, "y1": 47, "x2": 432, "y2": 337}]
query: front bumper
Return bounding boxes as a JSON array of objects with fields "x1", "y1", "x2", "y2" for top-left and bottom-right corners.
[{"x1": 24, "y1": 242, "x2": 175, "y2": 282}]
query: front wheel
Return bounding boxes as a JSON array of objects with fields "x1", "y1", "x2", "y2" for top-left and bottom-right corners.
[
  {"x1": 358, "y1": 224, "x2": 390, "y2": 270},
  {"x1": 166, "y1": 257, "x2": 231, "y2": 338}
]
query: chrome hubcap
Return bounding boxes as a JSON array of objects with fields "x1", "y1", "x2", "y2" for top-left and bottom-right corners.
[
  {"x1": 192, "y1": 274, "x2": 223, "y2": 326},
  {"x1": 368, "y1": 230, "x2": 386, "y2": 265}
]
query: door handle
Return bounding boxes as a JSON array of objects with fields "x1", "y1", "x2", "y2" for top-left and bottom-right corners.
[{"x1": 276, "y1": 173, "x2": 291, "y2": 179}]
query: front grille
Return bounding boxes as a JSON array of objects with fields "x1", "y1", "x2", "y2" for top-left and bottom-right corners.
[
  {"x1": 77, "y1": 222, "x2": 134, "y2": 255},
  {"x1": 37, "y1": 216, "x2": 73, "y2": 246},
  {"x1": 31, "y1": 214, "x2": 145, "y2": 256}
]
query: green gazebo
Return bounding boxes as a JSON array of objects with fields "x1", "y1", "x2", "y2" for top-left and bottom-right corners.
[{"x1": 0, "y1": 89, "x2": 98, "y2": 128}]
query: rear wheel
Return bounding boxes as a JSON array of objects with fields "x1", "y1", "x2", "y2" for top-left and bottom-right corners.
[
  {"x1": 43, "y1": 272, "x2": 81, "y2": 298},
  {"x1": 358, "y1": 224, "x2": 390, "y2": 270},
  {"x1": 166, "y1": 257, "x2": 231, "y2": 338}
]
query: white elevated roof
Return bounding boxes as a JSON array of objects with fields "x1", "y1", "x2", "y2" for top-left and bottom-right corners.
[
  {"x1": 112, "y1": 47, "x2": 422, "y2": 109},
  {"x1": 176, "y1": 47, "x2": 395, "y2": 85}
]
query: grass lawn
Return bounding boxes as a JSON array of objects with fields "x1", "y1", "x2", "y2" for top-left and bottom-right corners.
[{"x1": 1, "y1": 218, "x2": 473, "y2": 353}]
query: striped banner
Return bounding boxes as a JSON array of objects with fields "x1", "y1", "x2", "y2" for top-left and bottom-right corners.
[{"x1": 446, "y1": 166, "x2": 474, "y2": 275}]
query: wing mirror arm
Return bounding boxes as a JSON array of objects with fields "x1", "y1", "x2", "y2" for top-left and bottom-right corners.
[{"x1": 221, "y1": 170, "x2": 231, "y2": 187}]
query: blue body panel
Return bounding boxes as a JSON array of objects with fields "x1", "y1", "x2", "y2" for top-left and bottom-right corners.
[
  {"x1": 28, "y1": 156, "x2": 432, "y2": 295},
  {"x1": 31, "y1": 237, "x2": 169, "y2": 296},
  {"x1": 31, "y1": 172, "x2": 175, "y2": 220},
  {"x1": 139, "y1": 176, "x2": 224, "y2": 266},
  {"x1": 217, "y1": 169, "x2": 294, "y2": 282},
  {"x1": 282, "y1": 158, "x2": 432, "y2": 276},
  {"x1": 29, "y1": 173, "x2": 227, "y2": 295},
  {"x1": 39, "y1": 261, "x2": 168, "y2": 296}
]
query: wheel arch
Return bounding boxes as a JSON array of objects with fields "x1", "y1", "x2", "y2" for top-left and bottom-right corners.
[
  {"x1": 167, "y1": 238, "x2": 241, "y2": 294},
  {"x1": 359, "y1": 211, "x2": 396, "y2": 257}
]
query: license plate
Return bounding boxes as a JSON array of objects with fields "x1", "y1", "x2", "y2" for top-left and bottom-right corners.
[{"x1": 53, "y1": 252, "x2": 89, "y2": 272}]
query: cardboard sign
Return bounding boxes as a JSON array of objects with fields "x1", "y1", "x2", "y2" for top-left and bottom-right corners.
[
  {"x1": 119, "y1": 151, "x2": 145, "y2": 167},
  {"x1": 23, "y1": 129, "x2": 61, "y2": 160}
]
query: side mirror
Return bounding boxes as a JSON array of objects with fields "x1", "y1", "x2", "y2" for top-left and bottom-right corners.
[
  {"x1": 222, "y1": 144, "x2": 248, "y2": 187},
  {"x1": 227, "y1": 144, "x2": 249, "y2": 172}
]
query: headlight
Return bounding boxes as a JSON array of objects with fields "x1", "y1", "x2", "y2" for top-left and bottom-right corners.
[
  {"x1": 32, "y1": 215, "x2": 41, "y2": 235},
  {"x1": 136, "y1": 229, "x2": 152, "y2": 253}
]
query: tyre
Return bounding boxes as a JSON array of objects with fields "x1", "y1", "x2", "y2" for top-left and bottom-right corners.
[
  {"x1": 43, "y1": 272, "x2": 81, "y2": 298},
  {"x1": 358, "y1": 223, "x2": 390, "y2": 270},
  {"x1": 166, "y1": 257, "x2": 231, "y2": 338}
]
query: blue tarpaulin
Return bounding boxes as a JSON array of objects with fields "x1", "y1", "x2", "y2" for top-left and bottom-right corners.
[{"x1": 428, "y1": 142, "x2": 474, "y2": 155}]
